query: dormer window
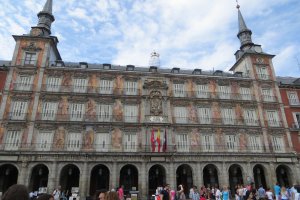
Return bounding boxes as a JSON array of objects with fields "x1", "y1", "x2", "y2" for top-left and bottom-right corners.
[
  {"x1": 55, "y1": 60, "x2": 65, "y2": 67},
  {"x1": 24, "y1": 52, "x2": 37, "y2": 65},
  {"x1": 213, "y1": 70, "x2": 223, "y2": 76},
  {"x1": 103, "y1": 64, "x2": 111, "y2": 70},
  {"x1": 171, "y1": 68, "x2": 180, "y2": 74},
  {"x1": 193, "y1": 69, "x2": 202, "y2": 75},
  {"x1": 149, "y1": 66, "x2": 157, "y2": 73},
  {"x1": 234, "y1": 72, "x2": 243, "y2": 77},
  {"x1": 126, "y1": 65, "x2": 135, "y2": 71},
  {"x1": 79, "y1": 62, "x2": 88, "y2": 69}
]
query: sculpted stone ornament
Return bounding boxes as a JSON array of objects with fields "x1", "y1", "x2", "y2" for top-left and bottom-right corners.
[
  {"x1": 150, "y1": 90, "x2": 163, "y2": 116},
  {"x1": 22, "y1": 41, "x2": 42, "y2": 51}
]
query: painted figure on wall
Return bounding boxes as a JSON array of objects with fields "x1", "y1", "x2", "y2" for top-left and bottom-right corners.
[
  {"x1": 58, "y1": 97, "x2": 69, "y2": 118},
  {"x1": 188, "y1": 103, "x2": 198, "y2": 123},
  {"x1": 88, "y1": 74, "x2": 97, "y2": 92},
  {"x1": 62, "y1": 73, "x2": 72, "y2": 91},
  {"x1": 115, "y1": 75, "x2": 123, "y2": 95},
  {"x1": 111, "y1": 128, "x2": 122, "y2": 150},
  {"x1": 113, "y1": 100, "x2": 123, "y2": 121},
  {"x1": 187, "y1": 80, "x2": 194, "y2": 97},
  {"x1": 0, "y1": 126, "x2": 4, "y2": 144},
  {"x1": 239, "y1": 133, "x2": 246, "y2": 150},
  {"x1": 54, "y1": 127, "x2": 65, "y2": 149},
  {"x1": 86, "y1": 98, "x2": 96, "y2": 121},
  {"x1": 190, "y1": 129, "x2": 200, "y2": 150},
  {"x1": 84, "y1": 129, "x2": 94, "y2": 149}
]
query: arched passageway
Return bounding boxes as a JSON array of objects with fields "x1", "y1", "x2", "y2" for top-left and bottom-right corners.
[
  {"x1": 60, "y1": 164, "x2": 80, "y2": 194},
  {"x1": 176, "y1": 164, "x2": 193, "y2": 196},
  {"x1": 148, "y1": 165, "x2": 166, "y2": 196},
  {"x1": 203, "y1": 164, "x2": 219, "y2": 188},
  {"x1": 276, "y1": 165, "x2": 291, "y2": 187},
  {"x1": 29, "y1": 164, "x2": 49, "y2": 192},
  {"x1": 253, "y1": 165, "x2": 267, "y2": 189},
  {"x1": 89, "y1": 164, "x2": 110, "y2": 196},
  {"x1": 0, "y1": 164, "x2": 18, "y2": 193},
  {"x1": 229, "y1": 165, "x2": 243, "y2": 195},
  {"x1": 119, "y1": 164, "x2": 138, "y2": 195}
]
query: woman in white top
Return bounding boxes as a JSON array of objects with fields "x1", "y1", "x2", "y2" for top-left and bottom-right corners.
[
  {"x1": 280, "y1": 186, "x2": 289, "y2": 200},
  {"x1": 266, "y1": 188, "x2": 274, "y2": 200}
]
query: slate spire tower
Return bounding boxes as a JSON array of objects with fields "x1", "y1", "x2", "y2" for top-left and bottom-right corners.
[
  {"x1": 30, "y1": 0, "x2": 55, "y2": 36},
  {"x1": 236, "y1": 4, "x2": 254, "y2": 50}
]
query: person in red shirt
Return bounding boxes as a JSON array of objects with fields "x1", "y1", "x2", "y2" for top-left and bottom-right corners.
[{"x1": 118, "y1": 185, "x2": 124, "y2": 200}]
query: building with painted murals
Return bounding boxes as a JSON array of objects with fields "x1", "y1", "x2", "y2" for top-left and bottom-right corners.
[{"x1": 0, "y1": 0, "x2": 299, "y2": 199}]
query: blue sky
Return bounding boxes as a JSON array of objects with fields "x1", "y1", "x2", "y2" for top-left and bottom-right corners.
[{"x1": 0, "y1": 0, "x2": 299, "y2": 76}]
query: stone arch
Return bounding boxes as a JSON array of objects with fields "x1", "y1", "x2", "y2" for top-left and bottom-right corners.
[
  {"x1": 228, "y1": 164, "x2": 244, "y2": 195},
  {"x1": 119, "y1": 164, "x2": 139, "y2": 195},
  {"x1": 89, "y1": 164, "x2": 110, "y2": 196},
  {"x1": 28, "y1": 164, "x2": 49, "y2": 192},
  {"x1": 203, "y1": 164, "x2": 219, "y2": 188},
  {"x1": 0, "y1": 164, "x2": 19, "y2": 193},
  {"x1": 276, "y1": 165, "x2": 292, "y2": 187},
  {"x1": 176, "y1": 164, "x2": 193, "y2": 196},
  {"x1": 148, "y1": 164, "x2": 166, "y2": 196},
  {"x1": 253, "y1": 164, "x2": 267, "y2": 189},
  {"x1": 59, "y1": 164, "x2": 80, "y2": 194}
]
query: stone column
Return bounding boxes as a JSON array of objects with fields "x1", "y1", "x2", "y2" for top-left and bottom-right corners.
[
  {"x1": 17, "y1": 161, "x2": 28, "y2": 185},
  {"x1": 80, "y1": 162, "x2": 88, "y2": 198},
  {"x1": 48, "y1": 161, "x2": 58, "y2": 194},
  {"x1": 140, "y1": 162, "x2": 147, "y2": 200},
  {"x1": 169, "y1": 162, "x2": 176, "y2": 190},
  {"x1": 111, "y1": 162, "x2": 117, "y2": 190},
  {"x1": 268, "y1": 162, "x2": 276, "y2": 186},
  {"x1": 221, "y1": 162, "x2": 229, "y2": 187},
  {"x1": 196, "y1": 163, "x2": 203, "y2": 187}
]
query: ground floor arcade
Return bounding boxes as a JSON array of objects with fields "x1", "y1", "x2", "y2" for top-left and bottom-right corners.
[{"x1": 0, "y1": 153, "x2": 299, "y2": 199}]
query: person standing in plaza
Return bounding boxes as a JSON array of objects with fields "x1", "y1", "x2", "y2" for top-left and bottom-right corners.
[
  {"x1": 265, "y1": 188, "x2": 274, "y2": 200},
  {"x1": 257, "y1": 185, "x2": 266, "y2": 200},
  {"x1": 191, "y1": 186, "x2": 200, "y2": 200},
  {"x1": 273, "y1": 183, "x2": 281, "y2": 200},
  {"x1": 161, "y1": 184, "x2": 170, "y2": 200},
  {"x1": 117, "y1": 185, "x2": 124, "y2": 200},
  {"x1": 52, "y1": 186, "x2": 61, "y2": 200},
  {"x1": 280, "y1": 186, "x2": 289, "y2": 200},
  {"x1": 222, "y1": 186, "x2": 230, "y2": 200}
]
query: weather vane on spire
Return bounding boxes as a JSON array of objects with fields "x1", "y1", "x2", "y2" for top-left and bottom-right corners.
[{"x1": 236, "y1": 0, "x2": 240, "y2": 9}]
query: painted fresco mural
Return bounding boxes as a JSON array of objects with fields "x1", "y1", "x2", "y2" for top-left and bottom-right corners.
[
  {"x1": 86, "y1": 98, "x2": 97, "y2": 121},
  {"x1": 111, "y1": 128, "x2": 122, "y2": 151},
  {"x1": 84, "y1": 127, "x2": 94, "y2": 150},
  {"x1": 113, "y1": 100, "x2": 123, "y2": 121},
  {"x1": 54, "y1": 126, "x2": 65, "y2": 149}
]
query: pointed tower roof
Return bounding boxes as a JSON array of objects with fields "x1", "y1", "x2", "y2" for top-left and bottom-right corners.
[
  {"x1": 236, "y1": 4, "x2": 253, "y2": 50},
  {"x1": 30, "y1": 0, "x2": 55, "y2": 36}
]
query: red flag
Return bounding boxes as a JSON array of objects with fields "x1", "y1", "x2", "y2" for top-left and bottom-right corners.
[
  {"x1": 156, "y1": 129, "x2": 161, "y2": 152},
  {"x1": 151, "y1": 128, "x2": 156, "y2": 152},
  {"x1": 163, "y1": 129, "x2": 167, "y2": 152}
]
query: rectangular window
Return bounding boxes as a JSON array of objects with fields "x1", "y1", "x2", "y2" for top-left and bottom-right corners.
[
  {"x1": 16, "y1": 75, "x2": 33, "y2": 91},
  {"x1": 202, "y1": 134, "x2": 214, "y2": 152},
  {"x1": 123, "y1": 133, "x2": 137, "y2": 152},
  {"x1": 124, "y1": 81, "x2": 138, "y2": 95},
  {"x1": 248, "y1": 135, "x2": 262, "y2": 152},
  {"x1": 262, "y1": 88, "x2": 275, "y2": 102},
  {"x1": 196, "y1": 84, "x2": 209, "y2": 98},
  {"x1": 174, "y1": 106, "x2": 188, "y2": 123},
  {"x1": 36, "y1": 131, "x2": 54, "y2": 151},
  {"x1": 240, "y1": 87, "x2": 252, "y2": 100},
  {"x1": 70, "y1": 103, "x2": 85, "y2": 121},
  {"x1": 10, "y1": 101, "x2": 28, "y2": 120},
  {"x1": 226, "y1": 135, "x2": 238, "y2": 152},
  {"x1": 98, "y1": 104, "x2": 112, "y2": 122},
  {"x1": 124, "y1": 105, "x2": 138, "y2": 122},
  {"x1": 73, "y1": 78, "x2": 87, "y2": 93},
  {"x1": 292, "y1": 113, "x2": 300, "y2": 128},
  {"x1": 176, "y1": 134, "x2": 189, "y2": 152},
  {"x1": 218, "y1": 85, "x2": 231, "y2": 99},
  {"x1": 66, "y1": 132, "x2": 82, "y2": 151},
  {"x1": 272, "y1": 136, "x2": 284, "y2": 152},
  {"x1": 198, "y1": 107, "x2": 212, "y2": 124},
  {"x1": 4, "y1": 130, "x2": 22, "y2": 151},
  {"x1": 42, "y1": 102, "x2": 58, "y2": 120},
  {"x1": 46, "y1": 77, "x2": 62, "y2": 92},
  {"x1": 243, "y1": 109, "x2": 258, "y2": 126},
  {"x1": 221, "y1": 108, "x2": 235, "y2": 125},
  {"x1": 257, "y1": 66, "x2": 269, "y2": 80},
  {"x1": 266, "y1": 110, "x2": 280, "y2": 127},
  {"x1": 288, "y1": 92, "x2": 299, "y2": 105},
  {"x1": 173, "y1": 83, "x2": 186, "y2": 97},
  {"x1": 95, "y1": 133, "x2": 110, "y2": 152},
  {"x1": 99, "y1": 79, "x2": 113, "y2": 94},
  {"x1": 24, "y1": 53, "x2": 37, "y2": 65}
]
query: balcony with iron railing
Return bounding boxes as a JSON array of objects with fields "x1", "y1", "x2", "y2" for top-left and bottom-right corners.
[
  {"x1": 6, "y1": 112, "x2": 29, "y2": 121},
  {"x1": 0, "y1": 143, "x2": 293, "y2": 154},
  {"x1": 262, "y1": 95, "x2": 277, "y2": 102},
  {"x1": 291, "y1": 122, "x2": 300, "y2": 130},
  {"x1": 267, "y1": 120, "x2": 283, "y2": 128},
  {"x1": 12, "y1": 83, "x2": 34, "y2": 92},
  {"x1": 289, "y1": 99, "x2": 300, "y2": 107},
  {"x1": 257, "y1": 74, "x2": 271, "y2": 80},
  {"x1": 15, "y1": 59, "x2": 38, "y2": 67}
]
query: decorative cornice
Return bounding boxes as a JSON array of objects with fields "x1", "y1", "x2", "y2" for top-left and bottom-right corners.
[
  {"x1": 40, "y1": 94, "x2": 61, "y2": 102},
  {"x1": 22, "y1": 42, "x2": 42, "y2": 52},
  {"x1": 11, "y1": 93, "x2": 32, "y2": 101},
  {"x1": 217, "y1": 79, "x2": 230, "y2": 86},
  {"x1": 143, "y1": 80, "x2": 168, "y2": 90},
  {"x1": 194, "y1": 79, "x2": 209, "y2": 85},
  {"x1": 35, "y1": 124, "x2": 57, "y2": 131}
]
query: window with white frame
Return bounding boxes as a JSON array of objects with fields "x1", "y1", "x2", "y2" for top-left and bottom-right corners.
[
  {"x1": 70, "y1": 103, "x2": 85, "y2": 121},
  {"x1": 99, "y1": 79, "x2": 113, "y2": 94},
  {"x1": 35, "y1": 131, "x2": 54, "y2": 151},
  {"x1": 257, "y1": 66, "x2": 269, "y2": 80},
  {"x1": 174, "y1": 106, "x2": 188, "y2": 123},
  {"x1": 266, "y1": 110, "x2": 280, "y2": 127},
  {"x1": 202, "y1": 134, "x2": 214, "y2": 152},
  {"x1": 272, "y1": 136, "x2": 284, "y2": 152},
  {"x1": 248, "y1": 135, "x2": 262, "y2": 152},
  {"x1": 173, "y1": 83, "x2": 185, "y2": 97},
  {"x1": 10, "y1": 101, "x2": 28, "y2": 120},
  {"x1": 4, "y1": 130, "x2": 22, "y2": 151},
  {"x1": 198, "y1": 107, "x2": 212, "y2": 124},
  {"x1": 24, "y1": 52, "x2": 37, "y2": 65},
  {"x1": 124, "y1": 81, "x2": 138, "y2": 95},
  {"x1": 196, "y1": 84, "x2": 209, "y2": 98},
  {"x1": 288, "y1": 92, "x2": 299, "y2": 105},
  {"x1": 66, "y1": 132, "x2": 82, "y2": 151},
  {"x1": 240, "y1": 87, "x2": 252, "y2": 100},
  {"x1": 176, "y1": 133, "x2": 189, "y2": 152},
  {"x1": 124, "y1": 105, "x2": 138, "y2": 122},
  {"x1": 262, "y1": 88, "x2": 275, "y2": 102},
  {"x1": 292, "y1": 113, "x2": 300, "y2": 128},
  {"x1": 226, "y1": 135, "x2": 238, "y2": 152},
  {"x1": 16, "y1": 75, "x2": 33, "y2": 91},
  {"x1": 243, "y1": 109, "x2": 258, "y2": 126},
  {"x1": 46, "y1": 77, "x2": 62, "y2": 92},
  {"x1": 221, "y1": 108, "x2": 235, "y2": 125},
  {"x1": 73, "y1": 78, "x2": 87, "y2": 93},
  {"x1": 218, "y1": 85, "x2": 231, "y2": 99},
  {"x1": 95, "y1": 132, "x2": 110, "y2": 152},
  {"x1": 123, "y1": 133, "x2": 137, "y2": 152},
  {"x1": 42, "y1": 102, "x2": 58, "y2": 120},
  {"x1": 98, "y1": 104, "x2": 112, "y2": 122}
]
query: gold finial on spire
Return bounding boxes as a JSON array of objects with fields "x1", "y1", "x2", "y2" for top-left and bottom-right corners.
[{"x1": 236, "y1": 0, "x2": 240, "y2": 9}]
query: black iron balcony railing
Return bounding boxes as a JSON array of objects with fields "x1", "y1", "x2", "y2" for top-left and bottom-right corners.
[
  {"x1": 262, "y1": 95, "x2": 277, "y2": 102},
  {"x1": 291, "y1": 122, "x2": 300, "y2": 129},
  {"x1": 173, "y1": 117, "x2": 259, "y2": 126},
  {"x1": 12, "y1": 83, "x2": 34, "y2": 91},
  {"x1": 0, "y1": 143, "x2": 293, "y2": 154},
  {"x1": 289, "y1": 100, "x2": 300, "y2": 106},
  {"x1": 267, "y1": 120, "x2": 283, "y2": 128},
  {"x1": 15, "y1": 59, "x2": 37, "y2": 67},
  {"x1": 257, "y1": 73, "x2": 271, "y2": 80},
  {"x1": 6, "y1": 112, "x2": 29, "y2": 121}
]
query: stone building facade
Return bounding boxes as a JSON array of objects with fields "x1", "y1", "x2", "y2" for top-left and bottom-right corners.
[{"x1": 0, "y1": 0, "x2": 299, "y2": 199}]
